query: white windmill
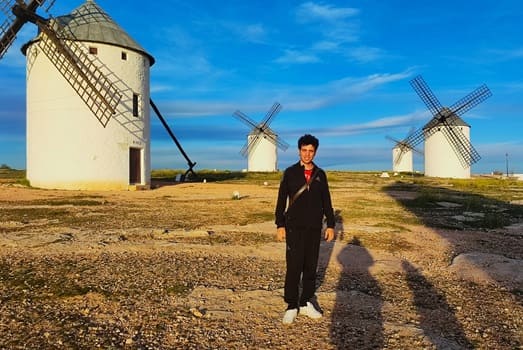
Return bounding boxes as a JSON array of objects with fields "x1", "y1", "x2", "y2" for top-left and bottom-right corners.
[
  {"x1": 233, "y1": 102, "x2": 289, "y2": 172},
  {"x1": 401, "y1": 75, "x2": 492, "y2": 179},
  {"x1": 386, "y1": 128, "x2": 423, "y2": 173},
  {"x1": 1, "y1": 0, "x2": 156, "y2": 190}
]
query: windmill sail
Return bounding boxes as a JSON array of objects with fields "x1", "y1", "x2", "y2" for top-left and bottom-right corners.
[
  {"x1": 409, "y1": 75, "x2": 491, "y2": 169},
  {"x1": 37, "y1": 21, "x2": 122, "y2": 127}
]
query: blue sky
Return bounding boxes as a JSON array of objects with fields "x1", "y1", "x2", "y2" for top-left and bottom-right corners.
[{"x1": 1, "y1": 0, "x2": 522, "y2": 174}]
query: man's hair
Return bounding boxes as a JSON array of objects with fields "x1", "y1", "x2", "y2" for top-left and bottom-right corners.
[{"x1": 298, "y1": 134, "x2": 319, "y2": 150}]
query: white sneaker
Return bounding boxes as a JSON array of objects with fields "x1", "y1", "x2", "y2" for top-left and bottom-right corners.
[
  {"x1": 299, "y1": 302, "x2": 322, "y2": 319},
  {"x1": 282, "y1": 308, "x2": 298, "y2": 324}
]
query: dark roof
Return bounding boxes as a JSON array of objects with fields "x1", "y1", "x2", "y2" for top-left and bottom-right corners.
[
  {"x1": 24, "y1": 0, "x2": 154, "y2": 65},
  {"x1": 423, "y1": 108, "x2": 470, "y2": 130}
]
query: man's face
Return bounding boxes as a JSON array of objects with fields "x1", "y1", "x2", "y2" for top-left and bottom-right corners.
[{"x1": 299, "y1": 144, "x2": 316, "y2": 165}]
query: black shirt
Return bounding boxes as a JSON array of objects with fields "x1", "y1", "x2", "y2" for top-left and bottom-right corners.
[{"x1": 275, "y1": 162, "x2": 335, "y2": 230}]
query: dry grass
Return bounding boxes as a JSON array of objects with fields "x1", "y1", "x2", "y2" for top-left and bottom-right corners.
[{"x1": 0, "y1": 170, "x2": 521, "y2": 349}]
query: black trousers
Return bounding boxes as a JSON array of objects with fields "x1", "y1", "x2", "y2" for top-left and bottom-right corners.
[{"x1": 284, "y1": 226, "x2": 321, "y2": 309}]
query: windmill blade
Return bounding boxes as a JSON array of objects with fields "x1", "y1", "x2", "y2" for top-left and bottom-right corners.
[
  {"x1": 410, "y1": 75, "x2": 444, "y2": 117},
  {"x1": 274, "y1": 134, "x2": 289, "y2": 151},
  {"x1": 437, "y1": 120, "x2": 481, "y2": 167},
  {"x1": 449, "y1": 84, "x2": 492, "y2": 118},
  {"x1": 234, "y1": 102, "x2": 288, "y2": 156},
  {"x1": 386, "y1": 135, "x2": 402, "y2": 146},
  {"x1": 400, "y1": 126, "x2": 426, "y2": 150},
  {"x1": 387, "y1": 135, "x2": 411, "y2": 165},
  {"x1": 233, "y1": 110, "x2": 259, "y2": 130},
  {"x1": 260, "y1": 126, "x2": 289, "y2": 151},
  {"x1": 240, "y1": 131, "x2": 263, "y2": 157},
  {"x1": 1, "y1": 0, "x2": 47, "y2": 58},
  {"x1": 36, "y1": 20, "x2": 122, "y2": 127},
  {"x1": 393, "y1": 147, "x2": 404, "y2": 166},
  {"x1": 259, "y1": 102, "x2": 282, "y2": 130}
]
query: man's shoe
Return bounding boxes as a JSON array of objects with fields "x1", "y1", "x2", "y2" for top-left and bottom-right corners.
[
  {"x1": 282, "y1": 308, "x2": 298, "y2": 324},
  {"x1": 299, "y1": 302, "x2": 322, "y2": 319}
]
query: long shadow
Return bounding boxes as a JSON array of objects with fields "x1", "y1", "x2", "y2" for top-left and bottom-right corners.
[
  {"x1": 384, "y1": 180, "x2": 523, "y2": 347},
  {"x1": 330, "y1": 237, "x2": 384, "y2": 349},
  {"x1": 384, "y1": 180, "x2": 523, "y2": 285},
  {"x1": 402, "y1": 260, "x2": 474, "y2": 349},
  {"x1": 313, "y1": 209, "x2": 343, "y2": 314}
]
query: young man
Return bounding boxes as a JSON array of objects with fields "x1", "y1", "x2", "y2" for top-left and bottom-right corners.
[{"x1": 275, "y1": 134, "x2": 335, "y2": 324}]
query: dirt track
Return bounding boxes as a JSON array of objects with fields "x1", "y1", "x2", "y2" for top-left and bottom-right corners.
[{"x1": 0, "y1": 177, "x2": 521, "y2": 349}]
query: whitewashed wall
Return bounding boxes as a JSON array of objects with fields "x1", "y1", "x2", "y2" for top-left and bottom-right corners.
[
  {"x1": 392, "y1": 146, "x2": 413, "y2": 173},
  {"x1": 26, "y1": 41, "x2": 151, "y2": 190},
  {"x1": 247, "y1": 134, "x2": 278, "y2": 172},
  {"x1": 424, "y1": 126, "x2": 471, "y2": 179}
]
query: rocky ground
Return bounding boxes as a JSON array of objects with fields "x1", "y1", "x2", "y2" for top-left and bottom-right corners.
[{"x1": 0, "y1": 174, "x2": 521, "y2": 349}]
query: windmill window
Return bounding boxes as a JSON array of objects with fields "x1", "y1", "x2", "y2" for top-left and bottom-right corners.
[
  {"x1": 132, "y1": 93, "x2": 139, "y2": 117},
  {"x1": 121, "y1": 51, "x2": 127, "y2": 60},
  {"x1": 89, "y1": 46, "x2": 98, "y2": 55}
]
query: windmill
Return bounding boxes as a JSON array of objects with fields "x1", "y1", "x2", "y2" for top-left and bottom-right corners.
[
  {"x1": 1, "y1": 0, "x2": 122, "y2": 127},
  {"x1": 386, "y1": 128, "x2": 423, "y2": 173},
  {"x1": 233, "y1": 102, "x2": 289, "y2": 172},
  {"x1": 1, "y1": 1, "x2": 196, "y2": 189},
  {"x1": 402, "y1": 75, "x2": 492, "y2": 179}
]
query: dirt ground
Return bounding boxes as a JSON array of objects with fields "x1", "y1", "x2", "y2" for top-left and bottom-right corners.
[{"x1": 0, "y1": 177, "x2": 521, "y2": 349}]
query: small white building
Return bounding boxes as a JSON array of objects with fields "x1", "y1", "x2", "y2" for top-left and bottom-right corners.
[
  {"x1": 247, "y1": 131, "x2": 278, "y2": 172},
  {"x1": 24, "y1": 0, "x2": 154, "y2": 190},
  {"x1": 392, "y1": 146, "x2": 413, "y2": 173},
  {"x1": 424, "y1": 114, "x2": 471, "y2": 179}
]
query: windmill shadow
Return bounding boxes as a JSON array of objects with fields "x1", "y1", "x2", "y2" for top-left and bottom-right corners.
[
  {"x1": 329, "y1": 237, "x2": 384, "y2": 349},
  {"x1": 384, "y1": 181, "x2": 523, "y2": 346}
]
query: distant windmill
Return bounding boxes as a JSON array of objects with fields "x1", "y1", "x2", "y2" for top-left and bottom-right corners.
[
  {"x1": 402, "y1": 75, "x2": 492, "y2": 179},
  {"x1": 233, "y1": 102, "x2": 289, "y2": 172},
  {"x1": 386, "y1": 129, "x2": 423, "y2": 173},
  {"x1": 0, "y1": 1, "x2": 196, "y2": 189}
]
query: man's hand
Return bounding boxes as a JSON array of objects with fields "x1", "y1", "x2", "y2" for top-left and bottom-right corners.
[
  {"x1": 276, "y1": 227, "x2": 286, "y2": 241},
  {"x1": 324, "y1": 228, "x2": 335, "y2": 242}
]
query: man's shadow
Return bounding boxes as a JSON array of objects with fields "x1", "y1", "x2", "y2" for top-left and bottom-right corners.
[
  {"x1": 402, "y1": 260, "x2": 474, "y2": 349},
  {"x1": 312, "y1": 209, "x2": 343, "y2": 313},
  {"x1": 329, "y1": 237, "x2": 384, "y2": 349}
]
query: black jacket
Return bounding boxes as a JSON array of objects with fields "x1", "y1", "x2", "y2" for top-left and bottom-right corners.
[{"x1": 275, "y1": 162, "x2": 335, "y2": 230}]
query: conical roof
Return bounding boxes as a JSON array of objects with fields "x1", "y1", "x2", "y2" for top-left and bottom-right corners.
[
  {"x1": 423, "y1": 108, "x2": 470, "y2": 130},
  {"x1": 24, "y1": 0, "x2": 154, "y2": 65}
]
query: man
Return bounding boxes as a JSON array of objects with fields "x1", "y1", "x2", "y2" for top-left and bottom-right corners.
[{"x1": 275, "y1": 134, "x2": 335, "y2": 324}]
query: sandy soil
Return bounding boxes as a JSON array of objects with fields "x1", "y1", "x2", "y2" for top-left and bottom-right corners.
[{"x1": 0, "y1": 179, "x2": 521, "y2": 349}]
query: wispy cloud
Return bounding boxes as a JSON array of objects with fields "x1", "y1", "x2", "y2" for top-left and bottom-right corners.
[
  {"x1": 346, "y1": 46, "x2": 387, "y2": 63},
  {"x1": 488, "y1": 47, "x2": 523, "y2": 61},
  {"x1": 273, "y1": 49, "x2": 320, "y2": 64},
  {"x1": 296, "y1": 2, "x2": 360, "y2": 44},
  {"x1": 296, "y1": 2, "x2": 359, "y2": 22},
  {"x1": 282, "y1": 71, "x2": 413, "y2": 110},
  {"x1": 221, "y1": 22, "x2": 268, "y2": 44},
  {"x1": 153, "y1": 71, "x2": 413, "y2": 118},
  {"x1": 276, "y1": 2, "x2": 386, "y2": 65},
  {"x1": 290, "y1": 111, "x2": 426, "y2": 138}
]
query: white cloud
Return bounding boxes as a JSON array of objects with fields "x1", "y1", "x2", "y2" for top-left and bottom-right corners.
[
  {"x1": 154, "y1": 71, "x2": 414, "y2": 118},
  {"x1": 274, "y1": 49, "x2": 320, "y2": 64},
  {"x1": 296, "y1": 111, "x2": 425, "y2": 138},
  {"x1": 223, "y1": 22, "x2": 268, "y2": 44},
  {"x1": 296, "y1": 2, "x2": 359, "y2": 22},
  {"x1": 346, "y1": 46, "x2": 386, "y2": 63},
  {"x1": 489, "y1": 47, "x2": 523, "y2": 61}
]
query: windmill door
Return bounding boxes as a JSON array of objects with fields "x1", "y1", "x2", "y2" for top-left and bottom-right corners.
[{"x1": 129, "y1": 148, "x2": 142, "y2": 184}]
